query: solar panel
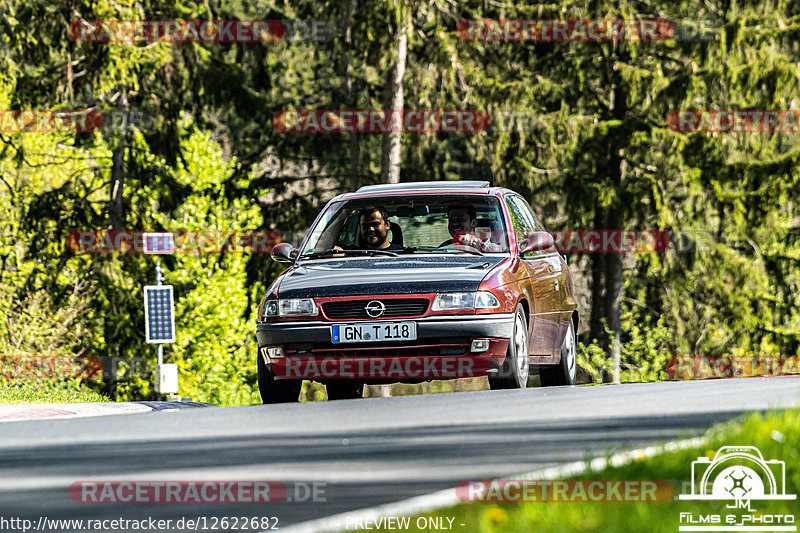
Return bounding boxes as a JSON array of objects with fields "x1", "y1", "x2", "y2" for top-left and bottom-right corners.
[
  {"x1": 143, "y1": 232, "x2": 175, "y2": 254},
  {"x1": 144, "y1": 285, "x2": 176, "y2": 343}
]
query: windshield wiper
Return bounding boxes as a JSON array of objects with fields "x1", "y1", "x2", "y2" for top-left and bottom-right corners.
[
  {"x1": 299, "y1": 248, "x2": 399, "y2": 259},
  {"x1": 402, "y1": 246, "x2": 443, "y2": 253},
  {"x1": 403, "y1": 246, "x2": 484, "y2": 256},
  {"x1": 448, "y1": 247, "x2": 484, "y2": 256}
]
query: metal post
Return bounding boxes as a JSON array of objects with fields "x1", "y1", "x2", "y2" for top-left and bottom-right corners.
[
  {"x1": 156, "y1": 255, "x2": 163, "y2": 285},
  {"x1": 156, "y1": 256, "x2": 163, "y2": 367}
]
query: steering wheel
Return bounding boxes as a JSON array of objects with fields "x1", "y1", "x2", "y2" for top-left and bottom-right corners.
[{"x1": 438, "y1": 236, "x2": 481, "y2": 250}]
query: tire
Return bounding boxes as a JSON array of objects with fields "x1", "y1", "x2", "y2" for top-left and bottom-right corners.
[
  {"x1": 326, "y1": 381, "x2": 364, "y2": 400},
  {"x1": 540, "y1": 319, "x2": 577, "y2": 386},
  {"x1": 489, "y1": 304, "x2": 529, "y2": 390},
  {"x1": 257, "y1": 353, "x2": 301, "y2": 404}
]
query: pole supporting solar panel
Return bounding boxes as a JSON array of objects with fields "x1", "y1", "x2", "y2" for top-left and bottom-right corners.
[
  {"x1": 142, "y1": 232, "x2": 179, "y2": 395},
  {"x1": 144, "y1": 285, "x2": 176, "y2": 344}
]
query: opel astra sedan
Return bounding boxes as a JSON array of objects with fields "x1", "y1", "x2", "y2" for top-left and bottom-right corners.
[{"x1": 255, "y1": 181, "x2": 578, "y2": 403}]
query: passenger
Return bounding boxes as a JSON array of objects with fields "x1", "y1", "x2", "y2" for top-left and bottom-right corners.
[{"x1": 444, "y1": 204, "x2": 503, "y2": 252}]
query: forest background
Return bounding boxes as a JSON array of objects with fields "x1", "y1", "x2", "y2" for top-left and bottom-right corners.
[{"x1": 1, "y1": 0, "x2": 797, "y2": 404}]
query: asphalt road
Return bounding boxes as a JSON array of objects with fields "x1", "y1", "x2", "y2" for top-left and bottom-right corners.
[{"x1": 0, "y1": 377, "x2": 798, "y2": 532}]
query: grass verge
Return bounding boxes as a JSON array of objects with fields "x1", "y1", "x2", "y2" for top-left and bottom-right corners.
[
  {"x1": 0, "y1": 379, "x2": 109, "y2": 404},
  {"x1": 391, "y1": 409, "x2": 800, "y2": 532}
]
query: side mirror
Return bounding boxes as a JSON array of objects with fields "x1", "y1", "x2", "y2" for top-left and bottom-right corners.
[
  {"x1": 519, "y1": 231, "x2": 554, "y2": 255},
  {"x1": 271, "y1": 242, "x2": 297, "y2": 263}
]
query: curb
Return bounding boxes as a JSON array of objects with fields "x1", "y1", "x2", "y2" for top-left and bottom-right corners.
[{"x1": 0, "y1": 401, "x2": 215, "y2": 422}]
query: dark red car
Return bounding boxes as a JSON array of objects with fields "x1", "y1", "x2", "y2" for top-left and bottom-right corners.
[{"x1": 256, "y1": 181, "x2": 578, "y2": 402}]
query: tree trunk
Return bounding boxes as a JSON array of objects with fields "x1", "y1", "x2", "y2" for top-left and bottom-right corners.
[
  {"x1": 343, "y1": 0, "x2": 360, "y2": 190},
  {"x1": 109, "y1": 88, "x2": 128, "y2": 231},
  {"x1": 589, "y1": 209, "x2": 608, "y2": 345},
  {"x1": 380, "y1": 4, "x2": 408, "y2": 184},
  {"x1": 589, "y1": 39, "x2": 629, "y2": 384},
  {"x1": 603, "y1": 73, "x2": 628, "y2": 384},
  {"x1": 105, "y1": 88, "x2": 128, "y2": 375},
  {"x1": 604, "y1": 202, "x2": 623, "y2": 384}
]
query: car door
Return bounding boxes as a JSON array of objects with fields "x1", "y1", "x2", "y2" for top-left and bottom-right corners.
[
  {"x1": 515, "y1": 197, "x2": 574, "y2": 351},
  {"x1": 505, "y1": 196, "x2": 561, "y2": 356}
]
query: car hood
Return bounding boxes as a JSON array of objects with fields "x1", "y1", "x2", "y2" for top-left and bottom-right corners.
[{"x1": 277, "y1": 255, "x2": 506, "y2": 298}]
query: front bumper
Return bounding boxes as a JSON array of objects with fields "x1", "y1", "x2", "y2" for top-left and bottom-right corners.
[{"x1": 256, "y1": 314, "x2": 514, "y2": 381}]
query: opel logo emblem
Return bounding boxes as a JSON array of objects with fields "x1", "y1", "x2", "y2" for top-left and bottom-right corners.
[{"x1": 365, "y1": 300, "x2": 386, "y2": 318}]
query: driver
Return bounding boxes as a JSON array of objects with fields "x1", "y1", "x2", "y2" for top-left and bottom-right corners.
[
  {"x1": 444, "y1": 204, "x2": 503, "y2": 252},
  {"x1": 357, "y1": 206, "x2": 404, "y2": 251}
]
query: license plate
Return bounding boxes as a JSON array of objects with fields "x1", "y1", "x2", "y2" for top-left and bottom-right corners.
[{"x1": 331, "y1": 322, "x2": 417, "y2": 343}]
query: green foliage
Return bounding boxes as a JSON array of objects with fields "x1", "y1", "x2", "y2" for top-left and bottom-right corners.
[
  {"x1": 578, "y1": 316, "x2": 671, "y2": 383},
  {"x1": 0, "y1": 379, "x2": 109, "y2": 404},
  {"x1": 0, "y1": 283, "x2": 93, "y2": 360},
  {"x1": 2, "y1": 0, "x2": 799, "y2": 404},
  {"x1": 0, "y1": 91, "x2": 264, "y2": 405}
]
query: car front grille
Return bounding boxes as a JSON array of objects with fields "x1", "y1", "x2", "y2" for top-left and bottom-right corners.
[
  {"x1": 285, "y1": 344, "x2": 469, "y2": 357},
  {"x1": 322, "y1": 298, "x2": 429, "y2": 319}
]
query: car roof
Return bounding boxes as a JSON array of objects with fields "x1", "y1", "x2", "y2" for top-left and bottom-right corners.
[
  {"x1": 337, "y1": 181, "x2": 511, "y2": 200},
  {"x1": 357, "y1": 180, "x2": 490, "y2": 192}
]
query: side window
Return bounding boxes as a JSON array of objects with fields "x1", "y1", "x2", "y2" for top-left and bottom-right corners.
[
  {"x1": 516, "y1": 197, "x2": 546, "y2": 231},
  {"x1": 505, "y1": 196, "x2": 535, "y2": 243},
  {"x1": 337, "y1": 210, "x2": 360, "y2": 247}
]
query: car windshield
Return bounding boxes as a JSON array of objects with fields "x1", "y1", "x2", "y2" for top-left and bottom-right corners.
[{"x1": 298, "y1": 195, "x2": 510, "y2": 258}]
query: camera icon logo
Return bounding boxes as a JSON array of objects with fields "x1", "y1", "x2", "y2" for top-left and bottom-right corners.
[{"x1": 680, "y1": 446, "x2": 795, "y2": 502}]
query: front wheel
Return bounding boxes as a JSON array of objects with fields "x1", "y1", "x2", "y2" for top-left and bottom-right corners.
[
  {"x1": 540, "y1": 319, "x2": 577, "y2": 386},
  {"x1": 257, "y1": 353, "x2": 301, "y2": 404},
  {"x1": 489, "y1": 304, "x2": 529, "y2": 390}
]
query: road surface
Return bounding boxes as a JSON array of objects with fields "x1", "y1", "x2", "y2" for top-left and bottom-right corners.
[{"x1": 0, "y1": 377, "x2": 798, "y2": 531}]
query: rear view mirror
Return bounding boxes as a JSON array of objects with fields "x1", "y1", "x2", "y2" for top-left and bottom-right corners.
[
  {"x1": 271, "y1": 242, "x2": 297, "y2": 263},
  {"x1": 519, "y1": 231, "x2": 554, "y2": 255},
  {"x1": 393, "y1": 205, "x2": 430, "y2": 217}
]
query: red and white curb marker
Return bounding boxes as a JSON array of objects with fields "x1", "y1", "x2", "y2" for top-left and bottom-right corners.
[{"x1": 0, "y1": 402, "x2": 210, "y2": 422}]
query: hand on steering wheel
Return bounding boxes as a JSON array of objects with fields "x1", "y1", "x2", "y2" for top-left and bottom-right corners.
[{"x1": 438, "y1": 231, "x2": 481, "y2": 249}]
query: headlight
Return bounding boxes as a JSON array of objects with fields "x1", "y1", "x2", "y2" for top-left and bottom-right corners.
[
  {"x1": 263, "y1": 298, "x2": 318, "y2": 318},
  {"x1": 432, "y1": 291, "x2": 500, "y2": 311},
  {"x1": 264, "y1": 300, "x2": 279, "y2": 318}
]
